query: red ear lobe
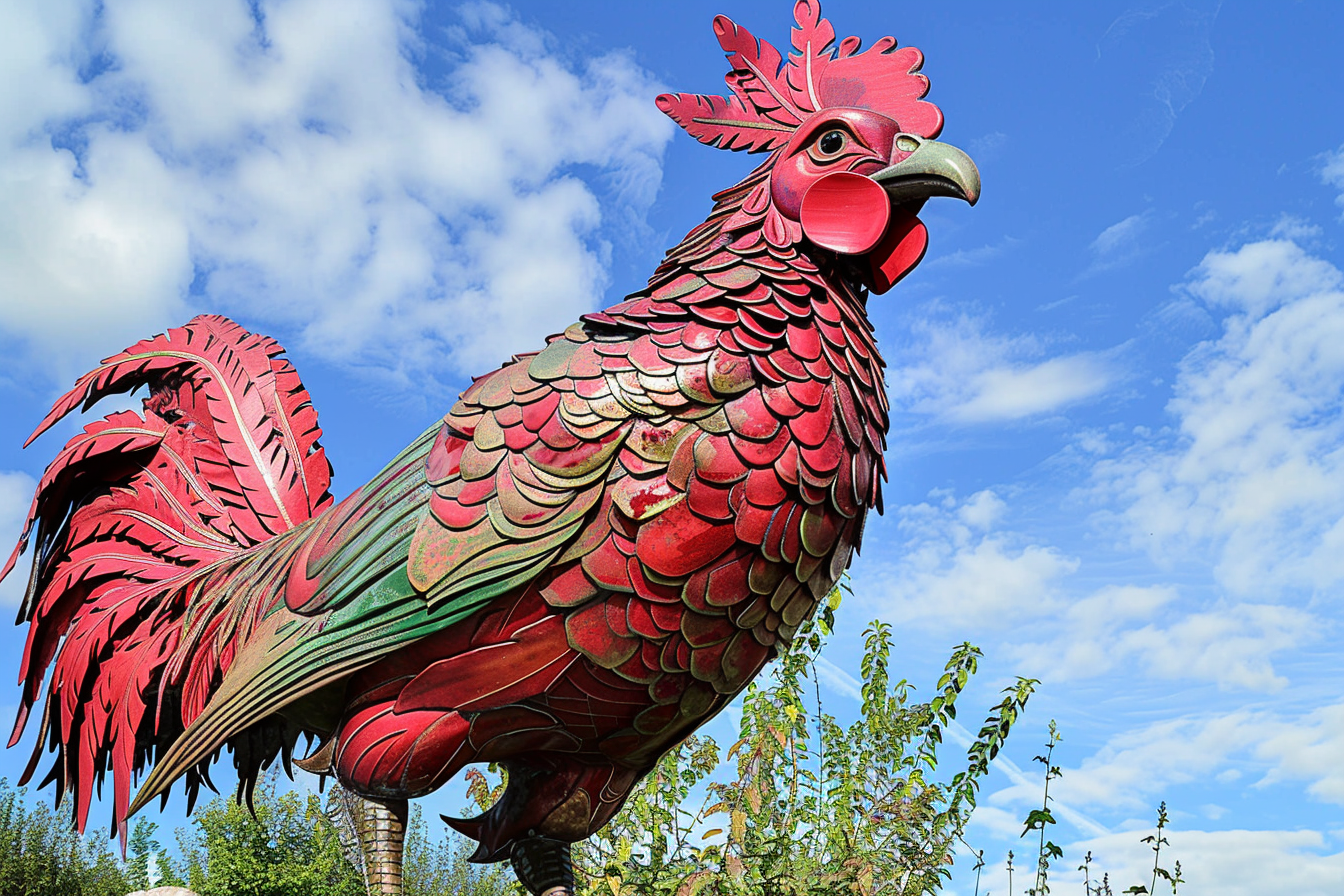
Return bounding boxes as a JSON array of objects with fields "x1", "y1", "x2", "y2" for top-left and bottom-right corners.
[{"x1": 799, "y1": 172, "x2": 891, "y2": 255}]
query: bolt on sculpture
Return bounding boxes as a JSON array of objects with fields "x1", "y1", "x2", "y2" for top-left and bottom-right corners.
[{"x1": 3, "y1": 3, "x2": 978, "y2": 894}]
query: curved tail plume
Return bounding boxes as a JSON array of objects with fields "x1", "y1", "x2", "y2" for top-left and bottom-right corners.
[{"x1": 2, "y1": 315, "x2": 334, "y2": 841}]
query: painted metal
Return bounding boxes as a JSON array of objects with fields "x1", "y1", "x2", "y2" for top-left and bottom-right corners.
[{"x1": 2, "y1": 3, "x2": 979, "y2": 893}]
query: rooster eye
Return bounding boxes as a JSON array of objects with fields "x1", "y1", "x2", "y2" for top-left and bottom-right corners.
[{"x1": 815, "y1": 129, "x2": 847, "y2": 157}]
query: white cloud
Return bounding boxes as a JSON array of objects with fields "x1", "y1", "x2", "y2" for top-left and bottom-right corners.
[
  {"x1": 1255, "y1": 699, "x2": 1344, "y2": 805},
  {"x1": 967, "y1": 130, "x2": 1007, "y2": 162},
  {"x1": 863, "y1": 489, "x2": 1078, "y2": 626},
  {"x1": 926, "y1": 234, "x2": 1021, "y2": 269},
  {"x1": 890, "y1": 312, "x2": 1117, "y2": 423},
  {"x1": 1090, "y1": 213, "x2": 1149, "y2": 258},
  {"x1": 990, "y1": 712, "x2": 1263, "y2": 816},
  {"x1": 1270, "y1": 214, "x2": 1323, "y2": 243},
  {"x1": 1083, "y1": 211, "x2": 1153, "y2": 275},
  {"x1": 864, "y1": 488, "x2": 1305, "y2": 691},
  {"x1": 1186, "y1": 238, "x2": 1341, "y2": 316},
  {"x1": 957, "y1": 489, "x2": 1007, "y2": 529},
  {"x1": 0, "y1": 0, "x2": 673, "y2": 381},
  {"x1": 1011, "y1": 584, "x2": 1176, "y2": 679},
  {"x1": 1093, "y1": 238, "x2": 1344, "y2": 598},
  {"x1": 1321, "y1": 143, "x2": 1344, "y2": 214},
  {"x1": 985, "y1": 701, "x2": 1344, "y2": 832},
  {"x1": 1013, "y1": 584, "x2": 1315, "y2": 690},
  {"x1": 1111, "y1": 602, "x2": 1313, "y2": 690},
  {"x1": 951, "y1": 353, "x2": 1116, "y2": 423},
  {"x1": 0, "y1": 470, "x2": 38, "y2": 607},
  {"x1": 1066, "y1": 828, "x2": 1344, "y2": 896},
  {"x1": 1095, "y1": 0, "x2": 1218, "y2": 166},
  {"x1": 962, "y1": 707, "x2": 1344, "y2": 892},
  {"x1": 814, "y1": 656, "x2": 863, "y2": 701}
]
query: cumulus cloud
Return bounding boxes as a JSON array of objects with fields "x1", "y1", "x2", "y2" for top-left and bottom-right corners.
[
  {"x1": 962, "y1": 703, "x2": 1344, "y2": 896},
  {"x1": 1186, "y1": 238, "x2": 1341, "y2": 316},
  {"x1": 861, "y1": 485, "x2": 1306, "y2": 692},
  {"x1": 1255, "y1": 699, "x2": 1344, "y2": 804},
  {"x1": 1112, "y1": 602, "x2": 1314, "y2": 690},
  {"x1": 1093, "y1": 238, "x2": 1344, "y2": 598},
  {"x1": 0, "y1": 0, "x2": 673, "y2": 381},
  {"x1": 1032, "y1": 712, "x2": 1261, "y2": 816},
  {"x1": 982, "y1": 699, "x2": 1344, "y2": 842},
  {"x1": 889, "y1": 311, "x2": 1117, "y2": 423},
  {"x1": 1012, "y1": 584, "x2": 1315, "y2": 690},
  {"x1": 1065, "y1": 828, "x2": 1344, "y2": 896},
  {"x1": 862, "y1": 489, "x2": 1078, "y2": 626}
]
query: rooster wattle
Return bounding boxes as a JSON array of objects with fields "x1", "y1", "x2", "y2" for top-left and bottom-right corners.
[{"x1": 2, "y1": 4, "x2": 978, "y2": 894}]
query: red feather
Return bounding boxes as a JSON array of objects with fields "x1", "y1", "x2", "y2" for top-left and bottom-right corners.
[
  {"x1": 1, "y1": 4, "x2": 966, "y2": 876},
  {"x1": 785, "y1": 0, "x2": 838, "y2": 113},
  {"x1": 4, "y1": 316, "x2": 332, "y2": 844},
  {"x1": 655, "y1": 91, "x2": 793, "y2": 153},
  {"x1": 658, "y1": 3, "x2": 944, "y2": 153}
]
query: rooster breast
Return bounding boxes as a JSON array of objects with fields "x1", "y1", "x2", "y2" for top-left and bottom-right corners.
[{"x1": 385, "y1": 234, "x2": 881, "y2": 740}]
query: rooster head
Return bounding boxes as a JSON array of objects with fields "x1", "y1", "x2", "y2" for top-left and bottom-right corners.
[{"x1": 658, "y1": 0, "x2": 979, "y2": 293}]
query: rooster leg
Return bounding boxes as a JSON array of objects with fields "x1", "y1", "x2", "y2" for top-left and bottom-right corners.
[
  {"x1": 510, "y1": 835, "x2": 575, "y2": 896},
  {"x1": 349, "y1": 793, "x2": 408, "y2": 895}
]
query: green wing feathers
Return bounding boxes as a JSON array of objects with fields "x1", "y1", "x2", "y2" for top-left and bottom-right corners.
[{"x1": 132, "y1": 323, "x2": 636, "y2": 814}]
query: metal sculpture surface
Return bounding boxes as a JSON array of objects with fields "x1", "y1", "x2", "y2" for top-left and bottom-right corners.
[{"x1": 2, "y1": 4, "x2": 978, "y2": 894}]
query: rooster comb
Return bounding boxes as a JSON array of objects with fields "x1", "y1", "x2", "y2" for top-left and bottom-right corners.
[{"x1": 657, "y1": 0, "x2": 944, "y2": 154}]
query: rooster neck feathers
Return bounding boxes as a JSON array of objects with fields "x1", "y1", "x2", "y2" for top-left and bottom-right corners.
[
  {"x1": 588, "y1": 161, "x2": 890, "y2": 462},
  {"x1": 0, "y1": 1, "x2": 979, "y2": 865}
]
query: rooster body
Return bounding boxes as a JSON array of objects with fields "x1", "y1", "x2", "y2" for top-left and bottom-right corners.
[{"x1": 3, "y1": 4, "x2": 978, "y2": 893}]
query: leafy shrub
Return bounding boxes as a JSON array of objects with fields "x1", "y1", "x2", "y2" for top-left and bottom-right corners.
[
  {"x1": 0, "y1": 778, "x2": 129, "y2": 896},
  {"x1": 174, "y1": 776, "x2": 365, "y2": 896},
  {"x1": 576, "y1": 594, "x2": 1037, "y2": 896},
  {"x1": 401, "y1": 800, "x2": 514, "y2": 896}
]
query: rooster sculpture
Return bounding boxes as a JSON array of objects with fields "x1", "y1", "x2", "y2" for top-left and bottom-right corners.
[{"x1": 3, "y1": 4, "x2": 978, "y2": 894}]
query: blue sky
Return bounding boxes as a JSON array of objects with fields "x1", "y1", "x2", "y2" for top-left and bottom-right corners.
[{"x1": 1, "y1": 1, "x2": 1342, "y2": 893}]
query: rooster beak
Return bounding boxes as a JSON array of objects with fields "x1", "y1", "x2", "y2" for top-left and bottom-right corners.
[{"x1": 871, "y1": 135, "x2": 980, "y2": 207}]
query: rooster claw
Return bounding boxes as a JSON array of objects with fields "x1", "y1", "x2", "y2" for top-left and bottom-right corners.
[
  {"x1": 293, "y1": 737, "x2": 335, "y2": 774},
  {"x1": 441, "y1": 813, "x2": 502, "y2": 863}
]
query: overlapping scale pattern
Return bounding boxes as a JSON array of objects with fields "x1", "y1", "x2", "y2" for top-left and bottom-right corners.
[
  {"x1": 330, "y1": 160, "x2": 890, "y2": 859},
  {"x1": 4, "y1": 7, "x2": 906, "y2": 867}
]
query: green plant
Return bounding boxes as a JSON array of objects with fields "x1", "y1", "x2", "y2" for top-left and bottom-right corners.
[
  {"x1": 969, "y1": 849, "x2": 985, "y2": 896},
  {"x1": 999, "y1": 732, "x2": 1184, "y2": 896},
  {"x1": 402, "y1": 795, "x2": 514, "y2": 896},
  {"x1": 311, "y1": 770, "x2": 514, "y2": 896},
  {"x1": 1079, "y1": 850, "x2": 1104, "y2": 896},
  {"x1": 574, "y1": 588, "x2": 1037, "y2": 895},
  {"x1": 1122, "y1": 803, "x2": 1182, "y2": 895},
  {"x1": 0, "y1": 777, "x2": 129, "y2": 896},
  {"x1": 174, "y1": 772, "x2": 365, "y2": 896},
  {"x1": 126, "y1": 817, "x2": 184, "y2": 890},
  {"x1": 1022, "y1": 721, "x2": 1063, "y2": 895}
]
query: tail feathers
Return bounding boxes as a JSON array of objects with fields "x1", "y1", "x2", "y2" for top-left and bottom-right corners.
[{"x1": 2, "y1": 315, "x2": 334, "y2": 840}]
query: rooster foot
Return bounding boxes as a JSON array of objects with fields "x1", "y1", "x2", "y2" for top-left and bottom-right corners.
[
  {"x1": 511, "y1": 834, "x2": 575, "y2": 896},
  {"x1": 347, "y1": 792, "x2": 408, "y2": 895}
]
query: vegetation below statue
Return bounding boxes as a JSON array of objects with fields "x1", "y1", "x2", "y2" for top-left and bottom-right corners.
[{"x1": 0, "y1": 607, "x2": 1181, "y2": 896}]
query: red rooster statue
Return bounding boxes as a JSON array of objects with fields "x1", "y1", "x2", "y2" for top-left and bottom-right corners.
[{"x1": 3, "y1": 4, "x2": 978, "y2": 894}]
